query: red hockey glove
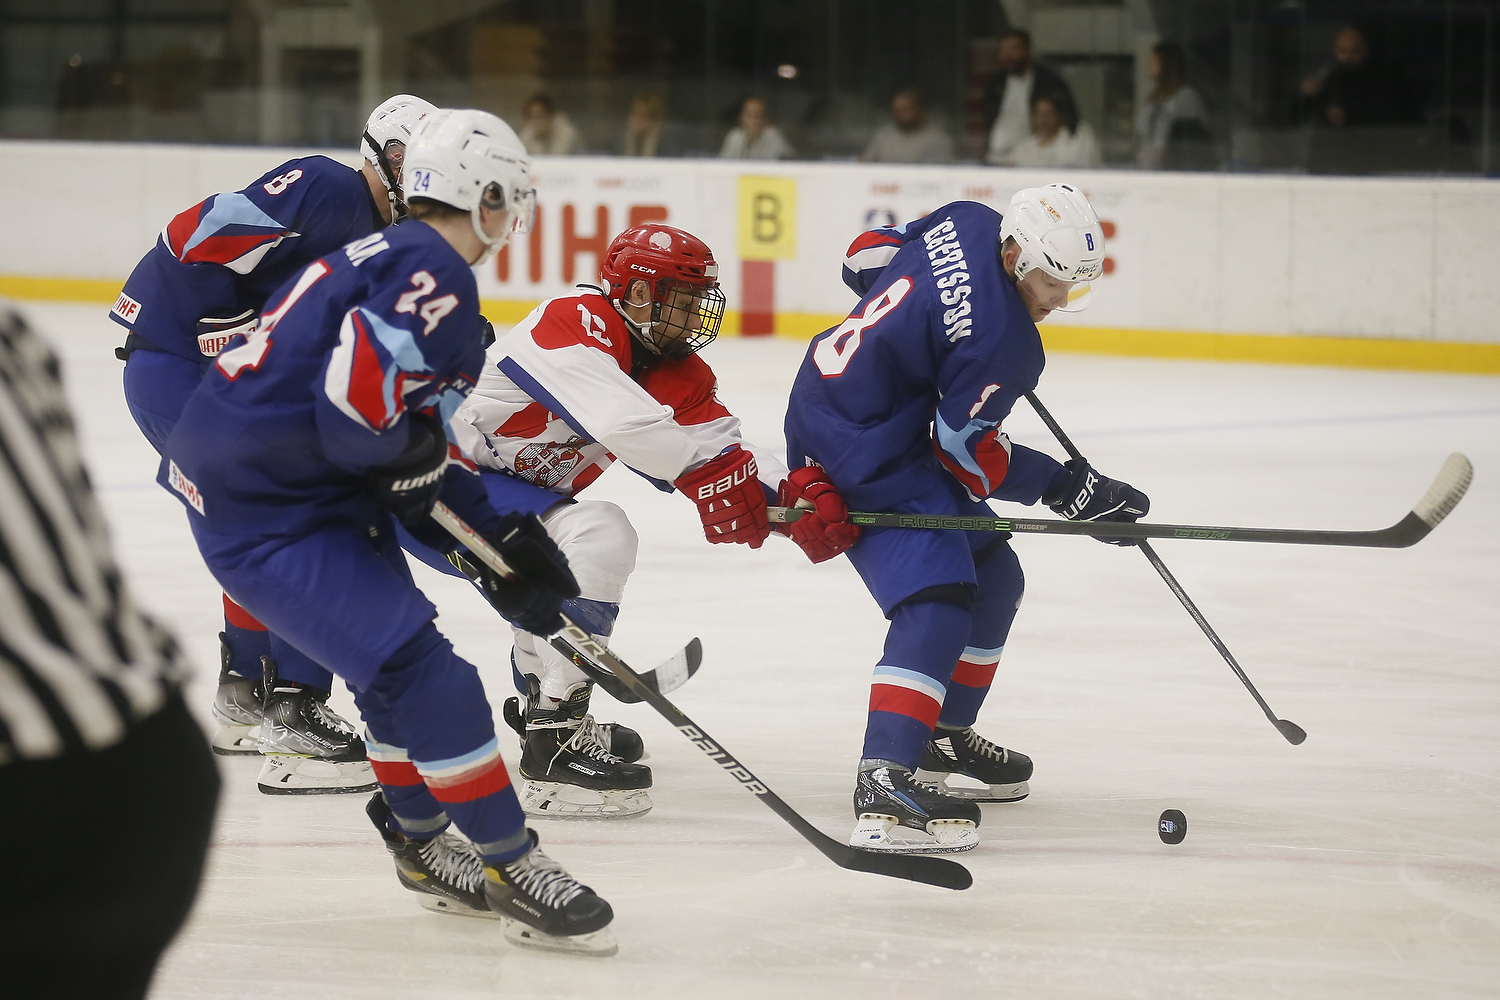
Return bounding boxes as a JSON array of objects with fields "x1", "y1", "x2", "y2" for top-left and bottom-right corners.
[
  {"x1": 776, "y1": 466, "x2": 861, "y2": 564},
  {"x1": 674, "y1": 445, "x2": 771, "y2": 548}
]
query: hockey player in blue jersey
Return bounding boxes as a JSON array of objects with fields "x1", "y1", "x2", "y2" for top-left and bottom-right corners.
[
  {"x1": 783, "y1": 183, "x2": 1150, "y2": 853},
  {"x1": 161, "y1": 109, "x2": 617, "y2": 954},
  {"x1": 112, "y1": 95, "x2": 437, "y2": 793}
]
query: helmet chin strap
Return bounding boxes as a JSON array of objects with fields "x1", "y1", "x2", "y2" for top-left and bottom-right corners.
[{"x1": 363, "y1": 130, "x2": 406, "y2": 222}]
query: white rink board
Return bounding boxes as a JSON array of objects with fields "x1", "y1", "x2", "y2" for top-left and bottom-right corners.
[
  {"x1": 8, "y1": 138, "x2": 1500, "y2": 342},
  {"x1": 21, "y1": 301, "x2": 1500, "y2": 999}
]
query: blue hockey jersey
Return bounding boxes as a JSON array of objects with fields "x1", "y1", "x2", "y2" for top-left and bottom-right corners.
[
  {"x1": 111, "y1": 156, "x2": 383, "y2": 362},
  {"x1": 160, "y1": 221, "x2": 497, "y2": 537},
  {"x1": 785, "y1": 200, "x2": 1065, "y2": 511}
]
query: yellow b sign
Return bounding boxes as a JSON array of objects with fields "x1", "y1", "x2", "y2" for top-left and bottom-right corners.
[{"x1": 737, "y1": 176, "x2": 797, "y2": 261}]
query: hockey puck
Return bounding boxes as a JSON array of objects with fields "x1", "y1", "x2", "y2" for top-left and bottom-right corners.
[{"x1": 1158, "y1": 809, "x2": 1187, "y2": 845}]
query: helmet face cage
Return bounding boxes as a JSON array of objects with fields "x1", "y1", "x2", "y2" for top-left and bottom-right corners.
[{"x1": 648, "y1": 279, "x2": 726, "y2": 358}]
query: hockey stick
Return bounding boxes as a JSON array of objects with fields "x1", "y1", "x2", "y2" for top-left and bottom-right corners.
[
  {"x1": 768, "y1": 453, "x2": 1471, "y2": 549},
  {"x1": 444, "y1": 548, "x2": 701, "y2": 704},
  {"x1": 1022, "y1": 390, "x2": 1306, "y2": 745},
  {"x1": 430, "y1": 502, "x2": 973, "y2": 892}
]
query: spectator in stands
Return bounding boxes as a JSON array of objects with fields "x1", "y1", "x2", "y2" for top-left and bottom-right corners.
[
  {"x1": 518, "y1": 93, "x2": 582, "y2": 155},
  {"x1": 720, "y1": 96, "x2": 793, "y2": 160},
  {"x1": 1135, "y1": 42, "x2": 1211, "y2": 170},
  {"x1": 862, "y1": 89, "x2": 954, "y2": 164},
  {"x1": 1002, "y1": 92, "x2": 1102, "y2": 169},
  {"x1": 984, "y1": 29, "x2": 1075, "y2": 165},
  {"x1": 1298, "y1": 26, "x2": 1420, "y2": 129},
  {"x1": 619, "y1": 93, "x2": 683, "y2": 157}
]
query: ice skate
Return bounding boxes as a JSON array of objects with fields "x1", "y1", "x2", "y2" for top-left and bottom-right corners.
[
  {"x1": 850, "y1": 763, "x2": 981, "y2": 854},
  {"x1": 210, "y1": 633, "x2": 263, "y2": 755},
  {"x1": 508, "y1": 650, "x2": 646, "y2": 762},
  {"x1": 502, "y1": 676, "x2": 652, "y2": 819},
  {"x1": 914, "y1": 726, "x2": 1032, "y2": 803},
  {"x1": 366, "y1": 792, "x2": 496, "y2": 919},
  {"x1": 484, "y1": 829, "x2": 617, "y2": 956},
  {"x1": 256, "y1": 656, "x2": 377, "y2": 795}
]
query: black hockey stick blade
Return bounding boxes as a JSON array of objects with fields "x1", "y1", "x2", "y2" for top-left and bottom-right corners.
[
  {"x1": 768, "y1": 452, "x2": 1474, "y2": 549},
  {"x1": 430, "y1": 503, "x2": 972, "y2": 891},
  {"x1": 552, "y1": 636, "x2": 702, "y2": 704}
]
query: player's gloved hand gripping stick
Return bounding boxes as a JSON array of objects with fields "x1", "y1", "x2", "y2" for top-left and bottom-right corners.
[{"x1": 430, "y1": 501, "x2": 972, "y2": 892}]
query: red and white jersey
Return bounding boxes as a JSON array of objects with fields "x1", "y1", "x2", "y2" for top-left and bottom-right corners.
[{"x1": 452, "y1": 287, "x2": 787, "y2": 497}]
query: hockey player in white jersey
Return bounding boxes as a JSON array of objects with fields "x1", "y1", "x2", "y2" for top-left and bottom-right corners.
[{"x1": 404, "y1": 222, "x2": 858, "y2": 819}]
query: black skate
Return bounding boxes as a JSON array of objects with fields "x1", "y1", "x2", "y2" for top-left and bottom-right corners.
[
  {"x1": 851, "y1": 763, "x2": 981, "y2": 854},
  {"x1": 484, "y1": 829, "x2": 616, "y2": 956},
  {"x1": 502, "y1": 676, "x2": 652, "y2": 819},
  {"x1": 507, "y1": 650, "x2": 646, "y2": 762},
  {"x1": 256, "y1": 656, "x2": 377, "y2": 795},
  {"x1": 366, "y1": 792, "x2": 493, "y2": 919},
  {"x1": 914, "y1": 726, "x2": 1032, "y2": 802},
  {"x1": 210, "y1": 633, "x2": 263, "y2": 756}
]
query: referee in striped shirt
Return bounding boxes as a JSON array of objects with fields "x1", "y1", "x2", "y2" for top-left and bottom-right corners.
[{"x1": 0, "y1": 301, "x2": 219, "y2": 1000}]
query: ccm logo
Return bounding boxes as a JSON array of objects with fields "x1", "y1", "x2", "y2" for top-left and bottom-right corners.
[{"x1": 693, "y1": 457, "x2": 757, "y2": 501}]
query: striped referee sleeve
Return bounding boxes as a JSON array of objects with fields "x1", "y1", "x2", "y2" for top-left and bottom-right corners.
[{"x1": 0, "y1": 301, "x2": 184, "y2": 765}]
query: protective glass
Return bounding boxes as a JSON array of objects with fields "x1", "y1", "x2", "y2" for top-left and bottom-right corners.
[
  {"x1": 482, "y1": 182, "x2": 536, "y2": 236},
  {"x1": 651, "y1": 280, "x2": 727, "y2": 358}
]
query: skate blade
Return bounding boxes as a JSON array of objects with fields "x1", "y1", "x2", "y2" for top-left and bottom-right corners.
[
  {"x1": 519, "y1": 781, "x2": 652, "y2": 820},
  {"x1": 913, "y1": 769, "x2": 1029, "y2": 803},
  {"x1": 849, "y1": 813, "x2": 978, "y2": 854},
  {"x1": 415, "y1": 894, "x2": 503, "y2": 921},
  {"x1": 256, "y1": 755, "x2": 379, "y2": 795},
  {"x1": 503, "y1": 918, "x2": 618, "y2": 957},
  {"x1": 211, "y1": 723, "x2": 262, "y2": 756}
]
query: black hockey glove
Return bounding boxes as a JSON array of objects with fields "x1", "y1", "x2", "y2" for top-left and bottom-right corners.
[
  {"x1": 447, "y1": 513, "x2": 580, "y2": 636},
  {"x1": 479, "y1": 317, "x2": 496, "y2": 349},
  {"x1": 369, "y1": 411, "x2": 448, "y2": 527},
  {"x1": 1043, "y1": 458, "x2": 1150, "y2": 546}
]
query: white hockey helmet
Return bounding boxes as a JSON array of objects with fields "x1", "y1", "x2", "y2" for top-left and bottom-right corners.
[
  {"x1": 362, "y1": 94, "x2": 439, "y2": 220},
  {"x1": 999, "y1": 183, "x2": 1106, "y2": 312},
  {"x1": 403, "y1": 108, "x2": 536, "y2": 262}
]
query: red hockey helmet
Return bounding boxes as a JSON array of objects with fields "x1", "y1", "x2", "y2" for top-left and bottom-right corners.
[{"x1": 599, "y1": 224, "x2": 726, "y2": 358}]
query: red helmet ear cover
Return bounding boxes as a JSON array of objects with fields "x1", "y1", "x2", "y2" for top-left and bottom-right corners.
[{"x1": 600, "y1": 224, "x2": 719, "y2": 302}]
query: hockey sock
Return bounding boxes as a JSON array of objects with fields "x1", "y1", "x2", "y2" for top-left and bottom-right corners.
[
  {"x1": 365, "y1": 736, "x2": 451, "y2": 840},
  {"x1": 360, "y1": 623, "x2": 530, "y2": 863},
  {"x1": 937, "y1": 543, "x2": 1023, "y2": 730},
  {"x1": 862, "y1": 599, "x2": 971, "y2": 770},
  {"x1": 221, "y1": 595, "x2": 270, "y2": 678},
  {"x1": 268, "y1": 632, "x2": 336, "y2": 691}
]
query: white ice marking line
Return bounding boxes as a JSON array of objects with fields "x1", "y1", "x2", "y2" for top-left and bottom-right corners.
[{"x1": 1051, "y1": 407, "x2": 1500, "y2": 440}]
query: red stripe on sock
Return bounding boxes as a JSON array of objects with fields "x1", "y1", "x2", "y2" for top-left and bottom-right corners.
[
  {"x1": 222, "y1": 594, "x2": 268, "y2": 631},
  {"x1": 951, "y1": 658, "x2": 998, "y2": 689},
  {"x1": 369, "y1": 759, "x2": 423, "y2": 786},
  {"x1": 425, "y1": 760, "x2": 514, "y2": 804},
  {"x1": 869, "y1": 683, "x2": 942, "y2": 729}
]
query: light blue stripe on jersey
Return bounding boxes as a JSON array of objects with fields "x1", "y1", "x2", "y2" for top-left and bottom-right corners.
[
  {"x1": 933, "y1": 409, "x2": 1000, "y2": 492},
  {"x1": 183, "y1": 193, "x2": 284, "y2": 254},
  {"x1": 962, "y1": 642, "x2": 1006, "y2": 661},
  {"x1": 872, "y1": 663, "x2": 947, "y2": 702}
]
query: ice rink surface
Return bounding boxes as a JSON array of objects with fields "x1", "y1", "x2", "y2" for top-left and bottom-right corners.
[{"x1": 25, "y1": 301, "x2": 1500, "y2": 999}]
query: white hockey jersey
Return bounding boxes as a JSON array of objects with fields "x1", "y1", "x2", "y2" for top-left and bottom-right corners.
[{"x1": 453, "y1": 286, "x2": 787, "y2": 497}]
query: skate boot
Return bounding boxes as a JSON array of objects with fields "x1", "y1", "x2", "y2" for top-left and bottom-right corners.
[
  {"x1": 366, "y1": 793, "x2": 494, "y2": 919},
  {"x1": 483, "y1": 829, "x2": 617, "y2": 956},
  {"x1": 914, "y1": 726, "x2": 1032, "y2": 802},
  {"x1": 508, "y1": 650, "x2": 645, "y2": 762},
  {"x1": 210, "y1": 633, "x2": 263, "y2": 755},
  {"x1": 851, "y1": 762, "x2": 981, "y2": 854},
  {"x1": 256, "y1": 656, "x2": 378, "y2": 795},
  {"x1": 502, "y1": 676, "x2": 652, "y2": 819}
]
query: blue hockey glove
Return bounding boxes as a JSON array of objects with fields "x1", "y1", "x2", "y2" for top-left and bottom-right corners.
[
  {"x1": 1043, "y1": 458, "x2": 1150, "y2": 546},
  {"x1": 369, "y1": 411, "x2": 448, "y2": 527},
  {"x1": 448, "y1": 513, "x2": 580, "y2": 635}
]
